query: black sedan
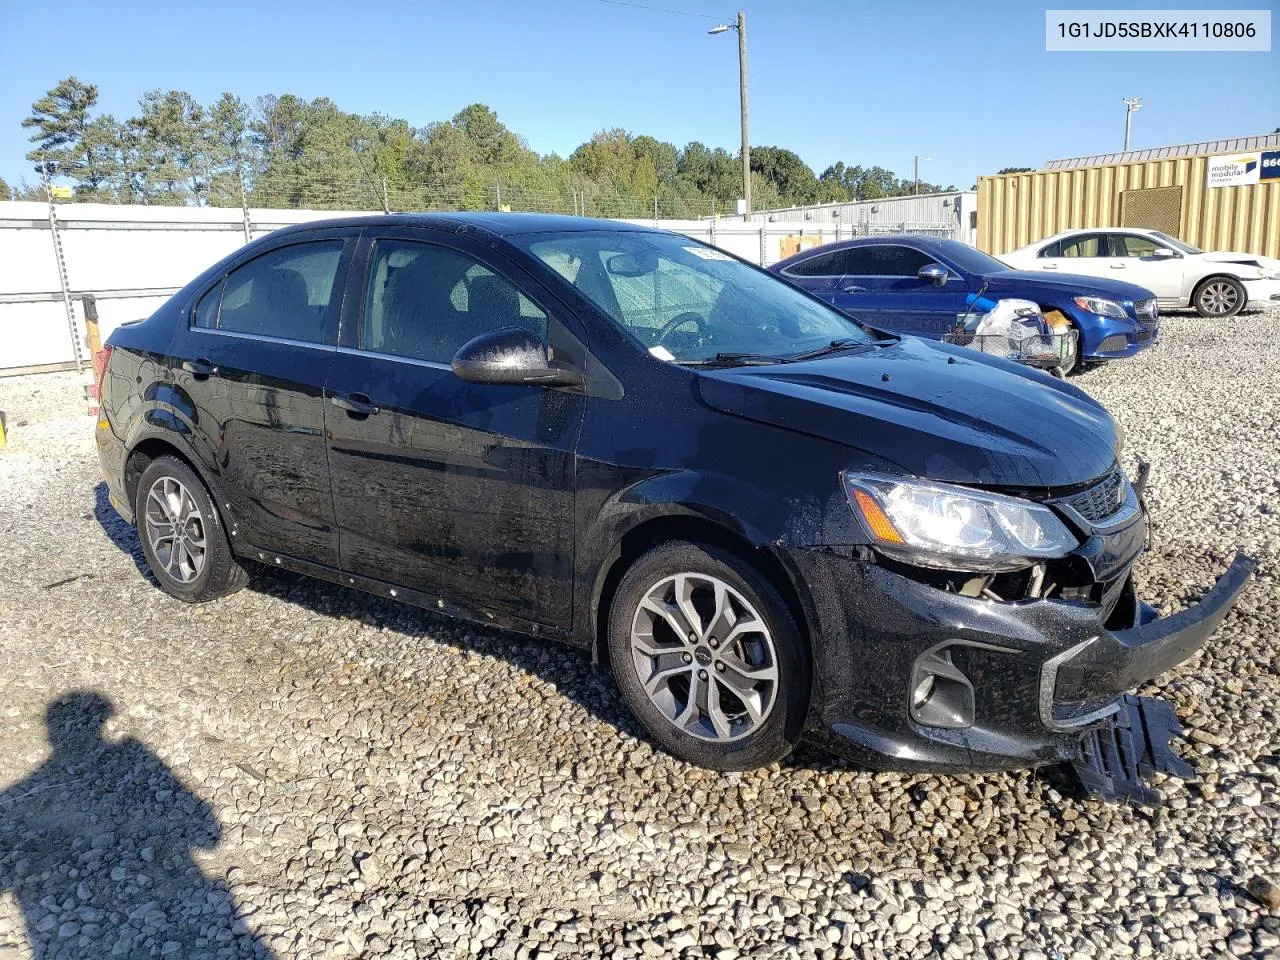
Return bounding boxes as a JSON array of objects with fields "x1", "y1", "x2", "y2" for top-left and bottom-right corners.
[{"x1": 96, "y1": 214, "x2": 1251, "y2": 779}]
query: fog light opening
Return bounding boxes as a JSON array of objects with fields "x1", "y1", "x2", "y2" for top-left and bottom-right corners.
[{"x1": 909, "y1": 646, "x2": 976, "y2": 729}]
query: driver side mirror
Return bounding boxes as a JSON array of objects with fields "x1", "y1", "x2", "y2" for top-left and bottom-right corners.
[
  {"x1": 1152, "y1": 247, "x2": 1177, "y2": 258},
  {"x1": 451, "y1": 327, "x2": 583, "y2": 387},
  {"x1": 918, "y1": 263, "x2": 949, "y2": 286}
]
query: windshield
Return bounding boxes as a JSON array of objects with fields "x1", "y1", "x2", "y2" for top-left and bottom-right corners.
[
  {"x1": 514, "y1": 230, "x2": 875, "y2": 362},
  {"x1": 932, "y1": 239, "x2": 1014, "y2": 274},
  {"x1": 1151, "y1": 231, "x2": 1203, "y2": 255}
]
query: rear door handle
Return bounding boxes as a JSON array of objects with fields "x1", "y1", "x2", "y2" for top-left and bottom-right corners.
[
  {"x1": 839, "y1": 284, "x2": 866, "y2": 294},
  {"x1": 1042, "y1": 264, "x2": 1058, "y2": 270},
  {"x1": 1110, "y1": 263, "x2": 1126, "y2": 269},
  {"x1": 329, "y1": 393, "x2": 379, "y2": 417},
  {"x1": 182, "y1": 358, "x2": 215, "y2": 378}
]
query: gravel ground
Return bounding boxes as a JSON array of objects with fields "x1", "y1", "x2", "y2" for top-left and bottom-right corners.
[{"x1": 0, "y1": 311, "x2": 1278, "y2": 960}]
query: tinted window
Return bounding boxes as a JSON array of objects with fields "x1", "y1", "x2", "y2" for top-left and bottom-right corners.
[
  {"x1": 193, "y1": 281, "x2": 223, "y2": 329},
  {"x1": 362, "y1": 240, "x2": 547, "y2": 364},
  {"x1": 1059, "y1": 235, "x2": 1106, "y2": 258},
  {"x1": 1113, "y1": 234, "x2": 1163, "y2": 257},
  {"x1": 843, "y1": 245, "x2": 935, "y2": 277},
  {"x1": 785, "y1": 250, "x2": 844, "y2": 277},
  {"x1": 215, "y1": 242, "x2": 343, "y2": 342},
  {"x1": 1038, "y1": 241, "x2": 1062, "y2": 258}
]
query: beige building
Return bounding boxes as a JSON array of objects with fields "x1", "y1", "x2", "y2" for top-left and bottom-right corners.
[{"x1": 977, "y1": 133, "x2": 1280, "y2": 259}]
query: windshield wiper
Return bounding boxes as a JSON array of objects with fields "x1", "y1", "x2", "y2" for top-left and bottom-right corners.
[
  {"x1": 781, "y1": 338, "x2": 872, "y2": 362},
  {"x1": 678, "y1": 352, "x2": 783, "y2": 367}
]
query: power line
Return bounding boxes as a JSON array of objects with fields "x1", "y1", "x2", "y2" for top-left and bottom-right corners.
[{"x1": 578, "y1": 0, "x2": 725, "y2": 20}]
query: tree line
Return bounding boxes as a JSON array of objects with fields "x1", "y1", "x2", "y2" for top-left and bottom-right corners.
[{"x1": 6, "y1": 76, "x2": 956, "y2": 218}]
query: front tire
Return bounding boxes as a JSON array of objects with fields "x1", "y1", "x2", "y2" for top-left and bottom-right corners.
[
  {"x1": 1193, "y1": 276, "x2": 1246, "y2": 318},
  {"x1": 607, "y1": 541, "x2": 810, "y2": 770},
  {"x1": 134, "y1": 455, "x2": 248, "y2": 602}
]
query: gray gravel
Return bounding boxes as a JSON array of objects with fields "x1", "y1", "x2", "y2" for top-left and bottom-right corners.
[{"x1": 1, "y1": 309, "x2": 1278, "y2": 960}]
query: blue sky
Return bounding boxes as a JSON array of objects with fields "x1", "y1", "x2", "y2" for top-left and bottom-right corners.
[{"x1": 1, "y1": 0, "x2": 1276, "y2": 192}]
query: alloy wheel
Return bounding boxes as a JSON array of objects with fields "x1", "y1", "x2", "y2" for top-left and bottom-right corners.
[
  {"x1": 143, "y1": 476, "x2": 207, "y2": 583},
  {"x1": 629, "y1": 572, "x2": 778, "y2": 742},
  {"x1": 1198, "y1": 280, "x2": 1240, "y2": 316}
]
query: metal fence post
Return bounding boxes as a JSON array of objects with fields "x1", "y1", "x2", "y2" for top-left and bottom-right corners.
[{"x1": 42, "y1": 161, "x2": 84, "y2": 372}]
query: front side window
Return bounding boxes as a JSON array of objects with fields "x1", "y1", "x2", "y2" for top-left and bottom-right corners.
[
  {"x1": 361, "y1": 240, "x2": 547, "y2": 364},
  {"x1": 1112, "y1": 234, "x2": 1164, "y2": 258},
  {"x1": 1059, "y1": 235, "x2": 1107, "y2": 258},
  {"x1": 848, "y1": 245, "x2": 936, "y2": 277},
  {"x1": 515, "y1": 230, "x2": 873, "y2": 363},
  {"x1": 212, "y1": 241, "x2": 343, "y2": 343}
]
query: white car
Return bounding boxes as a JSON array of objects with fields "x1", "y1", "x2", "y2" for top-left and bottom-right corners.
[{"x1": 1003, "y1": 228, "x2": 1280, "y2": 318}]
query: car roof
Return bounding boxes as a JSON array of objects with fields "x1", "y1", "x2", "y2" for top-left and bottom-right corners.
[
  {"x1": 1038, "y1": 226, "x2": 1160, "y2": 244},
  {"x1": 771, "y1": 234, "x2": 959, "y2": 269},
  {"x1": 268, "y1": 211, "x2": 659, "y2": 240}
]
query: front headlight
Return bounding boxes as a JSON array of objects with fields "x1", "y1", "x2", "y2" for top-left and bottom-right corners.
[
  {"x1": 1260, "y1": 268, "x2": 1280, "y2": 280},
  {"x1": 1073, "y1": 295, "x2": 1128, "y2": 319},
  {"x1": 841, "y1": 472, "x2": 1079, "y2": 572}
]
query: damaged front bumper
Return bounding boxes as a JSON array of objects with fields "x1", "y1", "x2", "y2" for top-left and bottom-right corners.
[{"x1": 787, "y1": 545, "x2": 1255, "y2": 782}]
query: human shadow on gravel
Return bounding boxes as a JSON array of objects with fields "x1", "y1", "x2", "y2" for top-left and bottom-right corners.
[{"x1": 0, "y1": 691, "x2": 274, "y2": 959}]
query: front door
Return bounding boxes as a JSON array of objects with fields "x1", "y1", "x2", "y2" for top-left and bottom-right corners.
[
  {"x1": 169, "y1": 233, "x2": 354, "y2": 565},
  {"x1": 324, "y1": 230, "x2": 585, "y2": 630},
  {"x1": 830, "y1": 244, "x2": 967, "y2": 338},
  {"x1": 1106, "y1": 233, "x2": 1183, "y2": 299}
]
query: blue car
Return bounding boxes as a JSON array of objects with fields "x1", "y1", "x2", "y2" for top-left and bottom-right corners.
[{"x1": 770, "y1": 236, "x2": 1159, "y2": 366}]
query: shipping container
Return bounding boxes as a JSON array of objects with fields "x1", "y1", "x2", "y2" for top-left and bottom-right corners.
[{"x1": 978, "y1": 134, "x2": 1280, "y2": 259}]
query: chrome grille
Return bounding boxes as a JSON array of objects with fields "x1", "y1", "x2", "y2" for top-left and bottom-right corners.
[
  {"x1": 1064, "y1": 470, "x2": 1127, "y2": 523},
  {"x1": 1135, "y1": 298, "x2": 1159, "y2": 323}
]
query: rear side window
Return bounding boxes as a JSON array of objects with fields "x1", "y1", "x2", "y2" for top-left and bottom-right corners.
[
  {"x1": 206, "y1": 241, "x2": 344, "y2": 343},
  {"x1": 1059, "y1": 235, "x2": 1106, "y2": 258},
  {"x1": 192, "y1": 282, "x2": 223, "y2": 328},
  {"x1": 785, "y1": 250, "x2": 844, "y2": 277},
  {"x1": 361, "y1": 240, "x2": 547, "y2": 364},
  {"x1": 1038, "y1": 240, "x2": 1062, "y2": 258}
]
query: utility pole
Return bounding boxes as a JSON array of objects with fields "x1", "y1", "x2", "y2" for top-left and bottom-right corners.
[
  {"x1": 1123, "y1": 97, "x2": 1143, "y2": 151},
  {"x1": 914, "y1": 155, "x2": 932, "y2": 195},
  {"x1": 710, "y1": 11, "x2": 750, "y2": 217}
]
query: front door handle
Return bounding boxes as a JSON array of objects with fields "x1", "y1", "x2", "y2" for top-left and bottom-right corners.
[
  {"x1": 1110, "y1": 263, "x2": 1126, "y2": 269},
  {"x1": 182, "y1": 358, "x2": 215, "y2": 378},
  {"x1": 839, "y1": 284, "x2": 866, "y2": 294},
  {"x1": 329, "y1": 393, "x2": 379, "y2": 417}
]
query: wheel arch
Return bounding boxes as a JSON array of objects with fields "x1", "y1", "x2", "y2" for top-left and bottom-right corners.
[
  {"x1": 586, "y1": 511, "x2": 814, "y2": 674},
  {"x1": 123, "y1": 433, "x2": 223, "y2": 523}
]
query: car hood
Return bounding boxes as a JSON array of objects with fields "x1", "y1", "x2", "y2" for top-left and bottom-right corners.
[
  {"x1": 696, "y1": 337, "x2": 1118, "y2": 489},
  {"x1": 981, "y1": 270, "x2": 1154, "y2": 303}
]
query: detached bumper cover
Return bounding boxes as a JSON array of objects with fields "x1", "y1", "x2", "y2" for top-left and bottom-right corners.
[
  {"x1": 1046, "y1": 553, "x2": 1256, "y2": 728},
  {"x1": 789, "y1": 548, "x2": 1255, "y2": 773}
]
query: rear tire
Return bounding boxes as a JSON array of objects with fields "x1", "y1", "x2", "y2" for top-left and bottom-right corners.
[
  {"x1": 134, "y1": 455, "x2": 249, "y2": 602},
  {"x1": 607, "y1": 541, "x2": 810, "y2": 770},
  {"x1": 1193, "y1": 276, "x2": 1246, "y2": 318}
]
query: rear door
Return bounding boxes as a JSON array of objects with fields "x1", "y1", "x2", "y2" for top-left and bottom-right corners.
[
  {"x1": 323, "y1": 228, "x2": 585, "y2": 630},
  {"x1": 1033, "y1": 233, "x2": 1111, "y2": 281},
  {"x1": 830, "y1": 244, "x2": 967, "y2": 338},
  {"x1": 172, "y1": 230, "x2": 356, "y2": 566}
]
